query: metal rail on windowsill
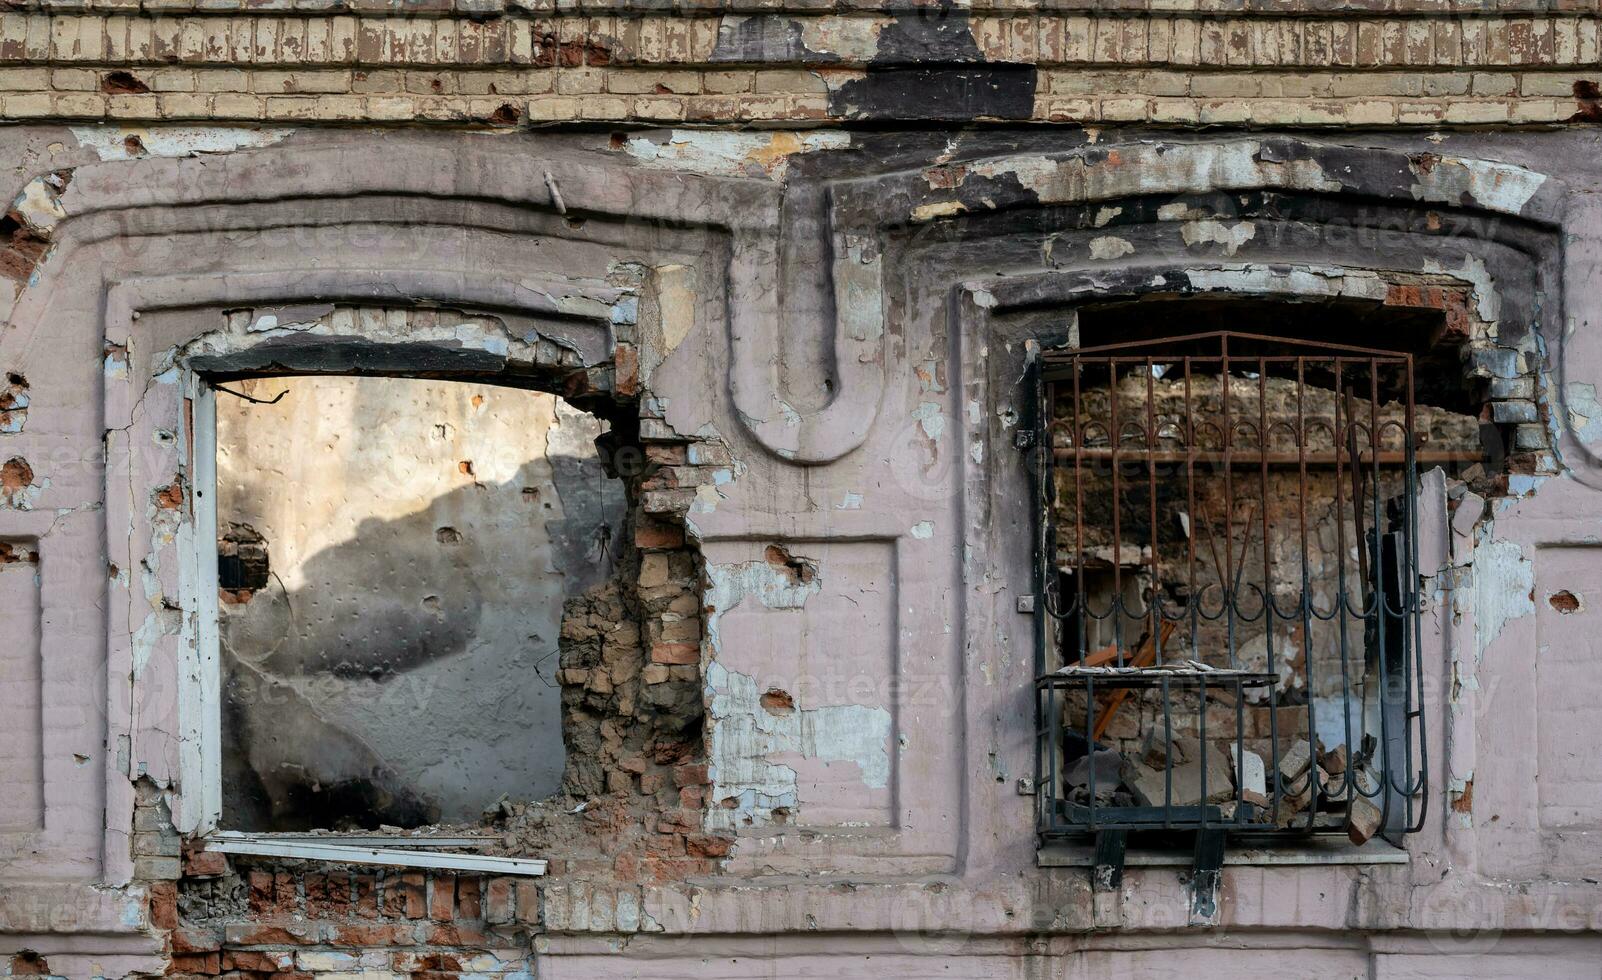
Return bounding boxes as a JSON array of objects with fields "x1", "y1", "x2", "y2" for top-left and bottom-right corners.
[{"x1": 205, "y1": 831, "x2": 547, "y2": 875}]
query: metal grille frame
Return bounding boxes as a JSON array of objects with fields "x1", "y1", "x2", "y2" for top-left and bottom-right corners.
[{"x1": 1031, "y1": 331, "x2": 1435, "y2": 843}]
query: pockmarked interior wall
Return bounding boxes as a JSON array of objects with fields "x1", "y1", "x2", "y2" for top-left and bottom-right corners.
[{"x1": 215, "y1": 375, "x2": 624, "y2": 829}]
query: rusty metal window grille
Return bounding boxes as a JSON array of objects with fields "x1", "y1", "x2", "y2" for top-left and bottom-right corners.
[{"x1": 1032, "y1": 331, "x2": 1446, "y2": 854}]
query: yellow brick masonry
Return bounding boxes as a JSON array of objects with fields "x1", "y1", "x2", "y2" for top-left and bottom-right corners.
[
  {"x1": 5, "y1": 11, "x2": 1602, "y2": 68},
  {"x1": 0, "y1": 65, "x2": 1594, "y2": 125},
  {"x1": 1, "y1": 8, "x2": 1601, "y2": 126},
  {"x1": 0, "y1": 1, "x2": 1599, "y2": 14}
]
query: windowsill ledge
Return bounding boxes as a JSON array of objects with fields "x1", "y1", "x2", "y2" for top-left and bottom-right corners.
[
  {"x1": 206, "y1": 831, "x2": 547, "y2": 876},
  {"x1": 1038, "y1": 837, "x2": 1409, "y2": 868}
]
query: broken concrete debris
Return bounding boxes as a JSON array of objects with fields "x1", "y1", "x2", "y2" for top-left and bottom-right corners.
[
  {"x1": 1127, "y1": 747, "x2": 1235, "y2": 808},
  {"x1": 1233, "y1": 746, "x2": 1268, "y2": 809}
]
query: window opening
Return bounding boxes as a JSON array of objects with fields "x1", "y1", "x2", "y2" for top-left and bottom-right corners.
[
  {"x1": 1033, "y1": 330, "x2": 1478, "y2": 851},
  {"x1": 213, "y1": 374, "x2": 625, "y2": 835}
]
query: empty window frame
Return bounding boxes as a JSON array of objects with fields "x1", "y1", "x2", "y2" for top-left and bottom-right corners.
[{"x1": 186, "y1": 373, "x2": 625, "y2": 872}]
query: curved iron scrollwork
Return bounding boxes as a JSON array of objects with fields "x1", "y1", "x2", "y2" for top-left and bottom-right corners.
[{"x1": 1032, "y1": 331, "x2": 1445, "y2": 845}]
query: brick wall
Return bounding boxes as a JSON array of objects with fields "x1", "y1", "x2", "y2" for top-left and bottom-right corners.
[
  {"x1": 1, "y1": 5, "x2": 1600, "y2": 126},
  {"x1": 161, "y1": 861, "x2": 542, "y2": 978}
]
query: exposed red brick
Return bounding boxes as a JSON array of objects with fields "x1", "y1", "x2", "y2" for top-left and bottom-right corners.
[
  {"x1": 0, "y1": 212, "x2": 49, "y2": 285},
  {"x1": 330, "y1": 923, "x2": 415, "y2": 946},
  {"x1": 414, "y1": 953, "x2": 464, "y2": 972},
  {"x1": 765, "y1": 544, "x2": 816, "y2": 584},
  {"x1": 306, "y1": 871, "x2": 351, "y2": 917},
  {"x1": 484, "y1": 878, "x2": 514, "y2": 925},
  {"x1": 246, "y1": 871, "x2": 272, "y2": 915},
  {"x1": 651, "y1": 641, "x2": 698, "y2": 665},
  {"x1": 428, "y1": 873, "x2": 455, "y2": 921},
  {"x1": 1573, "y1": 79, "x2": 1602, "y2": 123},
  {"x1": 646, "y1": 444, "x2": 687, "y2": 465},
  {"x1": 422, "y1": 922, "x2": 490, "y2": 945},
  {"x1": 685, "y1": 833, "x2": 733, "y2": 858},
  {"x1": 515, "y1": 881, "x2": 541, "y2": 925},
  {"x1": 619, "y1": 755, "x2": 648, "y2": 774},
  {"x1": 645, "y1": 833, "x2": 685, "y2": 858},
  {"x1": 381, "y1": 871, "x2": 407, "y2": 917},
  {"x1": 759, "y1": 688, "x2": 794, "y2": 715},
  {"x1": 148, "y1": 880, "x2": 179, "y2": 931},
  {"x1": 275, "y1": 871, "x2": 298, "y2": 915},
  {"x1": 614, "y1": 342, "x2": 639, "y2": 396},
  {"x1": 401, "y1": 872, "x2": 427, "y2": 918},
  {"x1": 646, "y1": 856, "x2": 702, "y2": 883},
  {"x1": 153, "y1": 477, "x2": 184, "y2": 510},
  {"x1": 227, "y1": 925, "x2": 320, "y2": 946},
  {"x1": 354, "y1": 874, "x2": 379, "y2": 918},
  {"x1": 9, "y1": 952, "x2": 48, "y2": 975},
  {"x1": 1, "y1": 456, "x2": 34, "y2": 494},
  {"x1": 183, "y1": 847, "x2": 228, "y2": 878},
  {"x1": 222, "y1": 950, "x2": 283, "y2": 972},
  {"x1": 168, "y1": 952, "x2": 219, "y2": 974},
  {"x1": 635, "y1": 521, "x2": 685, "y2": 549},
  {"x1": 1550, "y1": 589, "x2": 1581, "y2": 613},
  {"x1": 455, "y1": 877, "x2": 482, "y2": 920},
  {"x1": 672, "y1": 762, "x2": 709, "y2": 788},
  {"x1": 657, "y1": 810, "x2": 697, "y2": 835},
  {"x1": 168, "y1": 927, "x2": 221, "y2": 955}
]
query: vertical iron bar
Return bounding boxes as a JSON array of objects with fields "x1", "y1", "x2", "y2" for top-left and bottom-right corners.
[
  {"x1": 1333, "y1": 358, "x2": 1354, "y2": 818},
  {"x1": 1111, "y1": 361, "x2": 1125, "y2": 667},
  {"x1": 1222, "y1": 341, "x2": 1236, "y2": 664},
  {"x1": 1147, "y1": 357, "x2": 1161, "y2": 665},
  {"x1": 1405, "y1": 353, "x2": 1429, "y2": 832},
  {"x1": 1185, "y1": 358, "x2": 1199, "y2": 672},
  {"x1": 1370, "y1": 358, "x2": 1393, "y2": 833}
]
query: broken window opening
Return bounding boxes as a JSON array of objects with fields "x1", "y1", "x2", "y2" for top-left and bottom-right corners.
[
  {"x1": 1032, "y1": 327, "x2": 1483, "y2": 851},
  {"x1": 212, "y1": 374, "x2": 627, "y2": 836}
]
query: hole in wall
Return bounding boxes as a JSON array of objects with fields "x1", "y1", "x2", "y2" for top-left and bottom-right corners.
[{"x1": 216, "y1": 375, "x2": 628, "y2": 831}]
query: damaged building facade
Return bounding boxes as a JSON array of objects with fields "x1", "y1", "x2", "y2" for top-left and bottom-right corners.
[{"x1": 2, "y1": 1, "x2": 1602, "y2": 977}]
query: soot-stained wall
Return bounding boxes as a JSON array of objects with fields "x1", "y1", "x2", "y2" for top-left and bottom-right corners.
[{"x1": 216, "y1": 375, "x2": 624, "y2": 829}]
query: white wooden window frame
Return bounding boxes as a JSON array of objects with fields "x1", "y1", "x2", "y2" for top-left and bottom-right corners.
[{"x1": 179, "y1": 374, "x2": 544, "y2": 876}]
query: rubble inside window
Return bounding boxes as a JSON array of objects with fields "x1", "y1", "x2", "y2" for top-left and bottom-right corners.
[{"x1": 1032, "y1": 320, "x2": 1491, "y2": 870}]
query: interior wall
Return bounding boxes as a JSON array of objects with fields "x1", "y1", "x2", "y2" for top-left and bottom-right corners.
[{"x1": 215, "y1": 374, "x2": 624, "y2": 829}]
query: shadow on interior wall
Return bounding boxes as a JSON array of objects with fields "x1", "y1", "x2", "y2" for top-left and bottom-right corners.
[{"x1": 220, "y1": 451, "x2": 625, "y2": 832}]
